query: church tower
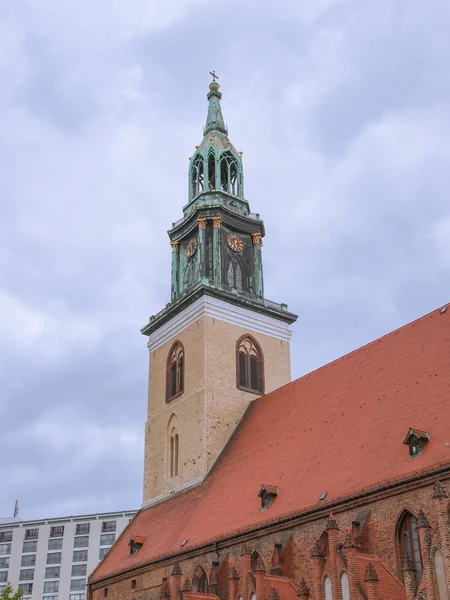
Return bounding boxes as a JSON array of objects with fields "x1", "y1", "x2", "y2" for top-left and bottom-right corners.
[{"x1": 141, "y1": 76, "x2": 297, "y2": 506}]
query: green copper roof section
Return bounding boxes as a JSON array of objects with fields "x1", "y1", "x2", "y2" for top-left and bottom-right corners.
[{"x1": 203, "y1": 80, "x2": 227, "y2": 136}]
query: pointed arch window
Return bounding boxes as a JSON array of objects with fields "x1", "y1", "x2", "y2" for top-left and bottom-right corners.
[
  {"x1": 192, "y1": 567, "x2": 208, "y2": 594},
  {"x1": 324, "y1": 577, "x2": 332, "y2": 600},
  {"x1": 236, "y1": 335, "x2": 264, "y2": 394},
  {"x1": 434, "y1": 550, "x2": 449, "y2": 600},
  {"x1": 166, "y1": 342, "x2": 184, "y2": 402},
  {"x1": 208, "y1": 150, "x2": 216, "y2": 190},
  {"x1": 169, "y1": 428, "x2": 179, "y2": 478},
  {"x1": 341, "y1": 573, "x2": 349, "y2": 600},
  {"x1": 167, "y1": 414, "x2": 179, "y2": 479},
  {"x1": 397, "y1": 512, "x2": 422, "y2": 581},
  {"x1": 191, "y1": 156, "x2": 204, "y2": 198},
  {"x1": 227, "y1": 260, "x2": 243, "y2": 291},
  {"x1": 220, "y1": 151, "x2": 239, "y2": 196}
]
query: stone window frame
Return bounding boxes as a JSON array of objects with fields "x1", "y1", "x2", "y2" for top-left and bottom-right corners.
[
  {"x1": 236, "y1": 334, "x2": 264, "y2": 395},
  {"x1": 166, "y1": 341, "x2": 185, "y2": 402},
  {"x1": 396, "y1": 510, "x2": 423, "y2": 581}
]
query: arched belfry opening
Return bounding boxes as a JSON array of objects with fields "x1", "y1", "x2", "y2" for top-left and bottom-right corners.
[
  {"x1": 220, "y1": 151, "x2": 240, "y2": 196},
  {"x1": 191, "y1": 156, "x2": 204, "y2": 198},
  {"x1": 208, "y1": 150, "x2": 216, "y2": 190}
]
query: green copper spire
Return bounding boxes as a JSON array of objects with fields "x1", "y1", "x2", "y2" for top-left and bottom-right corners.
[{"x1": 203, "y1": 79, "x2": 227, "y2": 136}]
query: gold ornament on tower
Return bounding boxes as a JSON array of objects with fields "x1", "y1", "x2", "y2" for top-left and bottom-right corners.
[{"x1": 186, "y1": 236, "x2": 198, "y2": 258}]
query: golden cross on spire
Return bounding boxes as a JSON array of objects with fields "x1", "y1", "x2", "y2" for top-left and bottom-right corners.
[{"x1": 209, "y1": 70, "x2": 219, "y2": 82}]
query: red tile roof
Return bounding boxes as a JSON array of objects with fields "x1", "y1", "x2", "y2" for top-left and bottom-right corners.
[
  {"x1": 354, "y1": 554, "x2": 406, "y2": 600},
  {"x1": 91, "y1": 305, "x2": 450, "y2": 582}
]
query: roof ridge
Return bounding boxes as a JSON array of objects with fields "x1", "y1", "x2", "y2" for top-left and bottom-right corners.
[{"x1": 290, "y1": 302, "x2": 448, "y2": 386}]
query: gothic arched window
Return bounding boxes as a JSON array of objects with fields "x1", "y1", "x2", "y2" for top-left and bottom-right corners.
[
  {"x1": 220, "y1": 151, "x2": 239, "y2": 196},
  {"x1": 324, "y1": 577, "x2": 332, "y2": 600},
  {"x1": 341, "y1": 573, "x2": 349, "y2": 600},
  {"x1": 191, "y1": 156, "x2": 204, "y2": 198},
  {"x1": 434, "y1": 549, "x2": 449, "y2": 600},
  {"x1": 397, "y1": 511, "x2": 422, "y2": 581},
  {"x1": 236, "y1": 335, "x2": 264, "y2": 394},
  {"x1": 166, "y1": 342, "x2": 184, "y2": 402},
  {"x1": 208, "y1": 150, "x2": 216, "y2": 190},
  {"x1": 167, "y1": 414, "x2": 179, "y2": 479},
  {"x1": 192, "y1": 567, "x2": 208, "y2": 594},
  {"x1": 250, "y1": 551, "x2": 264, "y2": 572}
]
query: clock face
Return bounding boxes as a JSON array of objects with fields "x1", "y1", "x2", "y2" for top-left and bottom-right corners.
[
  {"x1": 227, "y1": 232, "x2": 245, "y2": 253},
  {"x1": 186, "y1": 236, "x2": 198, "y2": 258}
]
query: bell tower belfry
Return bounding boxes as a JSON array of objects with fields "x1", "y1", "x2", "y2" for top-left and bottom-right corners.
[{"x1": 141, "y1": 77, "x2": 297, "y2": 507}]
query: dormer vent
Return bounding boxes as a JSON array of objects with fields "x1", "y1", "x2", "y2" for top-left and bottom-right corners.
[
  {"x1": 403, "y1": 428, "x2": 430, "y2": 457},
  {"x1": 129, "y1": 535, "x2": 145, "y2": 556},
  {"x1": 258, "y1": 485, "x2": 278, "y2": 510}
]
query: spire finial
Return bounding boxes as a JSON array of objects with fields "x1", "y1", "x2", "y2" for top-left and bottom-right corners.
[{"x1": 204, "y1": 74, "x2": 227, "y2": 136}]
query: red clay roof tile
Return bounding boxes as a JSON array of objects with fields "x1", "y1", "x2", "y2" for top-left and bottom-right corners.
[{"x1": 91, "y1": 305, "x2": 450, "y2": 582}]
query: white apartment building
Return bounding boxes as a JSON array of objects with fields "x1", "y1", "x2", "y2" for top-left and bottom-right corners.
[{"x1": 0, "y1": 510, "x2": 137, "y2": 600}]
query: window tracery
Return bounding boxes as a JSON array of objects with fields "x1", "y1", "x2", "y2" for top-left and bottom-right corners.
[
  {"x1": 192, "y1": 567, "x2": 208, "y2": 594},
  {"x1": 166, "y1": 342, "x2": 184, "y2": 402},
  {"x1": 208, "y1": 151, "x2": 216, "y2": 190},
  {"x1": 397, "y1": 511, "x2": 422, "y2": 581},
  {"x1": 236, "y1": 335, "x2": 264, "y2": 394},
  {"x1": 191, "y1": 156, "x2": 204, "y2": 198},
  {"x1": 220, "y1": 151, "x2": 239, "y2": 196}
]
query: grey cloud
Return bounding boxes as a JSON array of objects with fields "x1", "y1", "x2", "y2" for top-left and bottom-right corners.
[{"x1": 1, "y1": 0, "x2": 450, "y2": 519}]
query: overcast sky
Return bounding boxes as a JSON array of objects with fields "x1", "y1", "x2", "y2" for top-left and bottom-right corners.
[{"x1": 1, "y1": 0, "x2": 450, "y2": 521}]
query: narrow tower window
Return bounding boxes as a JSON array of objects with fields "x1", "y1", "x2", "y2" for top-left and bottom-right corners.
[
  {"x1": 208, "y1": 151, "x2": 216, "y2": 190},
  {"x1": 397, "y1": 511, "x2": 422, "y2": 581},
  {"x1": 166, "y1": 342, "x2": 184, "y2": 402},
  {"x1": 236, "y1": 335, "x2": 264, "y2": 394},
  {"x1": 167, "y1": 415, "x2": 179, "y2": 480},
  {"x1": 191, "y1": 157, "x2": 204, "y2": 197}
]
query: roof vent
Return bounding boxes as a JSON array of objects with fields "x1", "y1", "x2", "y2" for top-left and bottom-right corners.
[
  {"x1": 440, "y1": 306, "x2": 447, "y2": 314},
  {"x1": 129, "y1": 535, "x2": 145, "y2": 556},
  {"x1": 319, "y1": 492, "x2": 327, "y2": 501},
  {"x1": 181, "y1": 539, "x2": 187, "y2": 547},
  {"x1": 258, "y1": 485, "x2": 278, "y2": 511},
  {"x1": 404, "y1": 428, "x2": 430, "y2": 458}
]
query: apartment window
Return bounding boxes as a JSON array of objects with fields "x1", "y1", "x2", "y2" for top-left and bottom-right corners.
[
  {"x1": 18, "y1": 583, "x2": 33, "y2": 595},
  {"x1": 75, "y1": 524, "x2": 90, "y2": 536},
  {"x1": 0, "y1": 532, "x2": 13, "y2": 543},
  {"x1": 23, "y1": 541, "x2": 37, "y2": 553},
  {"x1": 71, "y1": 565, "x2": 87, "y2": 577},
  {"x1": 100, "y1": 534, "x2": 115, "y2": 546},
  {"x1": 46, "y1": 553, "x2": 62, "y2": 565},
  {"x1": 25, "y1": 529, "x2": 39, "y2": 540},
  {"x1": 43, "y1": 596, "x2": 58, "y2": 600},
  {"x1": 43, "y1": 581, "x2": 59, "y2": 593},
  {"x1": 21, "y1": 555, "x2": 36, "y2": 567},
  {"x1": 70, "y1": 579, "x2": 86, "y2": 591},
  {"x1": 19, "y1": 569, "x2": 35, "y2": 581},
  {"x1": 69, "y1": 594, "x2": 85, "y2": 600},
  {"x1": 101, "y1": 521, "x2": 116, "y2": 533},
  {"x1": 50, "y1": 526, "x2": 64, "y2": 538},
  {"x1": 45, "y1": 567, "x2": 60, "y2": 579},
  {"x1": 73, "y1": 536, "x2": 89, "y2": 549},
  {"x1": 0, "y1": 558, "x2": 9, "y2": 569},
  {"x1": 48, "y1": 539, "x2": 63, "y2": 551},
  {"x1": 0, "y1": 588, "x2": 6, "y2": 595},
  {"x1": 0, "y1": 544, "x2": 11, "y2": 555},
  {"x1": 98, "y1": 548, "x2": 109, "y2": 560},
  {"x1": 72, "y1": 550, "x2": 88, "y2": 563},
  {"x1": 0, "y1": 573, "x2": 7, "y2": 583}
]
